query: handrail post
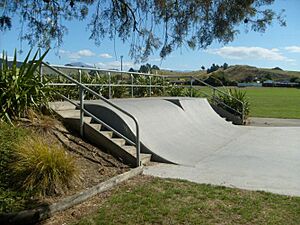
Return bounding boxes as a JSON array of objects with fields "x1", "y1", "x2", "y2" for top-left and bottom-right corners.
[
  {"x1": 149, "y1": 75, "x2": 152, "y2": 97},
  {"x1": 190, "y1": 76, "x2": 193, "y2": 97},
  {"x1": 78, "y1": 69, "x2": 82, "y2": 83},
  {"x1": 163, "y1": 76, "x2": 166, "y2": 96},
  {"x1": 136, "y1": 125, "x2": 141, "y2": 167},
  {"x1": 79, "y1": 86, "x2": 85, "y2": 137},
  {"x1": 242, "y1": 102, "x2": 245, "y2": 124},
  {"x1": 131, "y1": 74, "x2": 134, "y2": 98},
  {"x1": 108, "y1": 72, "x2": 112, "y2": 99}
]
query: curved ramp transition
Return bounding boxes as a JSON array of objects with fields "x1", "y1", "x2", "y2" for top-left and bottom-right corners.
[{"x1": 84, "y1": 97, "x2": 300, "y2": 167}]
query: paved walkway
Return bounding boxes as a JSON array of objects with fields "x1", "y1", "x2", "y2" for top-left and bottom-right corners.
[{"x1": 248, "y1": 117, "x2": 300, "y2": 127}]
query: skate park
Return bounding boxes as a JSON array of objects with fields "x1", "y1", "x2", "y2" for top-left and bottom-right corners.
[
  {"x1": 84, "y1": 97, "x2": 300, "y2": 196},
  {"x1": 44, "y1": 61, "x2": 300, "y2": 197}
]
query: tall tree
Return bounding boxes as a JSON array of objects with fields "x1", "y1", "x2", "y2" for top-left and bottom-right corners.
[{"x1": 0, "y1": 0, "x2": 285, "y2": 62}]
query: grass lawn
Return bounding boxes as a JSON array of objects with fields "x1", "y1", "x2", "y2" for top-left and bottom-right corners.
[
  {"x1": 244, "y1": 87, "x2": 300, "y2": 119},
  {"x1": 75, "y1": 177, "x2": 300, "y2": 225},
  {"x1": 197, "y1": 87, "x2": 300, "y2": 119}
]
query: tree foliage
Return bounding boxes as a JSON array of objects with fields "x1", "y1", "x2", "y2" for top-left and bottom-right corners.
[{"x1": 1, "y1": 0, "x2": 285, "y2": 61}]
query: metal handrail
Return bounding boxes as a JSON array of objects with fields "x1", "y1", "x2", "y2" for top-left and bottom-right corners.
[
  {"x1": 42, "y1": 62, "x2": 141, "y2": 167},
  {"x1": 193, "y1": 88, "x2": 243, "y2": 116},
  {"x1": 191, "y1": 76, "x2": 245, "y2": 117},
  {"x1": 45, "y1": 64, "x2": 164, "y2": 77},
  {"x1": 54, "y1": 92, "x2": 136, "y2": 146},
  {"x1": 164, "y1": 74, "x2": 245, "y2": 118},
  {"x1": 48, "y1": 83, "x2": 167, "y2": 88},
  {"x1": 43, "y1": 63, "x2": 245, "y2": 122},
  {"x1": 191, "y1": 76, "x2": 244, "y2": 106}
]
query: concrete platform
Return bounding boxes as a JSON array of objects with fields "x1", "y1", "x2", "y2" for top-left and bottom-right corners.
[{"x1": 83, "y1": 97, "x2": 300, "y2": 196}]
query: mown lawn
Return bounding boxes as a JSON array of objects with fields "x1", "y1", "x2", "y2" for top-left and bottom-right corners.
[
  {"x1": 75, "y1": 177, "x2": 300, "y2": 225},
  {"x1": 197, "y1": 87, "x2": 300, "y2": 119},
  {"x1": 245, "y1": 87, "x2": 300, "y2": 119}
]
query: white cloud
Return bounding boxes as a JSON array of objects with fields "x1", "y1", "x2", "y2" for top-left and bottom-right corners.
[
  {"x1": 7, "y1": 56, "x2": 14, "y2": 61},
  {"x1": 59, "y1": 49, "x2": 95, "y2": 60},
  {"x1": 99, "y1": 53, "x2": 113, "y2": 58},
  {"x1": 77, "y1": 49, "x2": 95, "y2": 57},
  {"x1": 96, "y1": 60, "x2": 136, "y2": 70},
  {"x1": 284, "y1": 46, "x2": 300, "y2": 53},
  {"x1": 207, "y1": 46, "x2": 294, "y2": 62}
]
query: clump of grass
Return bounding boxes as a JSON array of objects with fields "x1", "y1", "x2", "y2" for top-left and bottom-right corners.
[
  {"x1": 11, "y1": 135, "x2": 80, "y2": 196},
  {"x1": 0, "y1": 123, "x2": 28, "y2": 186}
]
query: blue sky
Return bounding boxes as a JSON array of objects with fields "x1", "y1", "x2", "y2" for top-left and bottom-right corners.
[{"x1": 1, "y1": 0, "x2": 300, "y2": 71}]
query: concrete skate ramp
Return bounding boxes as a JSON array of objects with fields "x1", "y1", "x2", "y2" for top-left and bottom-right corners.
[
  {"x1": 84, "y1": 97, "x2": 300, "y2": 196},
  {"x1": 85, "y1": 97, "x2": 300, "y2": 166}
]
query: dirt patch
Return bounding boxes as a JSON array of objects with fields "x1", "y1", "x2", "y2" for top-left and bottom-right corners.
[{"x1": 17, "y1": 116, "x2": 129, "y2": 206}]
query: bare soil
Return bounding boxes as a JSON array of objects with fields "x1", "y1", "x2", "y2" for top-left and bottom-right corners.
[{"x1": 18, "y1": 116, "x2": 129, "y2": 208}]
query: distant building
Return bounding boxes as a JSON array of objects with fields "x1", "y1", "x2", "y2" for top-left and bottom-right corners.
[
  {"x1": 237, "y1": 82, "x2": 262, "y2": 87},
  {"x1": 262, "y1": 80, "x2": 299, "y2": 87}
]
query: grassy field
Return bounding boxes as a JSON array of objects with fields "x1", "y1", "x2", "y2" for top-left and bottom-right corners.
[
  {"x1": 75, "y1": 177, "x2": 300, "y2": 225},
  {"x1": 244, "y1": 87, "x2": 300, "y2": 119},
  {"x1": 195, "y1": 86, "x2": 300, "y2": 119}
]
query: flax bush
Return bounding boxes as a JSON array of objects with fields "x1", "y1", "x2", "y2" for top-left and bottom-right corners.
[
  {"x1": 0, "y1": 49, "x2": 51, "y2": 123},
  {"x1": 217, "y1": 88, "x2": 250, "y2": 119}
]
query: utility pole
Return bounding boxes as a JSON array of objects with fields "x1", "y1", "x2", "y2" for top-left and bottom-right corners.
[{"x1": 120, "y1": 55, "x2": 123, "y2": 71}]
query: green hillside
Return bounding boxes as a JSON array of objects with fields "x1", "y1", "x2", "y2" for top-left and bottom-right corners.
[
  {"x1": 158, "y1": 69, "x2": 207, "y2": 78},
  {"x1": 210, "y1": 65, "x2": 300, "y2": 82},
  {"x1": 154, "y1": 65, "x2": 300, "y2": 83}
]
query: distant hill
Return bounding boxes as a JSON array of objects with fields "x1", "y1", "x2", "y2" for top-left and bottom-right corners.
[
  {"x1": 159, "y1": 65, "x2": 300, "y2": 81},
  {"x1": 64, "y1": 62, "x2": 95, "y2": 68},
  {"x1": 209, "y1": 65, "x2": 300, "y2": 82},
  {"x1": 0, "y1": 59, "x2": 23, "y2": 68},
  {"x1": 158, "y1": 69, "x2": 207, "y2": 78}
]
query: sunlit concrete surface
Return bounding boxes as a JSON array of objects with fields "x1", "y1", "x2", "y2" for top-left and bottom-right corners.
[{"x1": 85, "y1": 98, "x2": 300, "y2": 196}]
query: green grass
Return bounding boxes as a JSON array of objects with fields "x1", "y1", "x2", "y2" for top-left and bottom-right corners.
[
  {"x1": 196, "y1": 87, "x2": 300, "y2": 119},
  {"x1": 0, "y1": 123, "x2": 32, "y2": 213},
  {"x1": 245, "y1": 87, "x2": 300, "y2": 119},
  {"x1": 75, "y1": 177, "x2": 300, "y2": 225}
]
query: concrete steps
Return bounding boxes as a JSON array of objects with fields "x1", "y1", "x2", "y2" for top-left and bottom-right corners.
[{"x1": 50, "y1": 101, "x2": 151, "y2": 166}]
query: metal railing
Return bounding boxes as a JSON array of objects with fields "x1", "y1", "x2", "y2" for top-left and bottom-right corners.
[
  {"x1": 42, "y1": 64, "x2": 167, "y2": 99},
  {"x1": 41, "y1": 63, "x2": 245, "y2": 122},
  {"x1": 163, "y1": 75, "x2": 245, "y2": 121},
  {"x1": 42, "y1": 62, "x2": 141, "y2": 167}
]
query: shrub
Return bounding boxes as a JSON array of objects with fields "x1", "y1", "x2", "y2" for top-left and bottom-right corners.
[
  {"x1": 0, "y1": 123, "x2": 28, "y2": 186},
  {"x1": 11, "y1": 135, "x2": 80, "y2": 195},
  {"x1": 0, "y1": 49, "x2": 50, "y2": 123},
  {"x1": 217, "y1": 88, "x2": 250, "y2": 119}
]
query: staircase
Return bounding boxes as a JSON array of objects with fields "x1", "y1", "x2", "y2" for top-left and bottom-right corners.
[{"x1": 50, "y1": 101, "x2": 152, "y2": 167}]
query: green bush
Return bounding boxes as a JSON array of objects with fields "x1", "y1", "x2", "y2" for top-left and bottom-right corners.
[
  {"x1": 0, "y1": 123, "x2": 32, "y2": 213},
  {"x1": 0, "y1": 49, "x2": 51, "y2": 123},
  {"x1": 217, "y1": 88, "x2": 250, "y2": 119},
  {"x1": 0, "y1": 123, "x2": 28, "y2": 186},
  {"x1": 167, "y1": 85, "x2": 197, "y2": 97},
  {"x1": 11, "y1": 134, "x2": 80, "y2": 195}
]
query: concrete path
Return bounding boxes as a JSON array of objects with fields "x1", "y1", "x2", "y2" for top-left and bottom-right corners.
[
  {"x1": 84, "y1": 97, "x2": 300, "y2": 196},
  {"x1": 248, "y1": 117, "x2": 300, "y2": 127}
]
